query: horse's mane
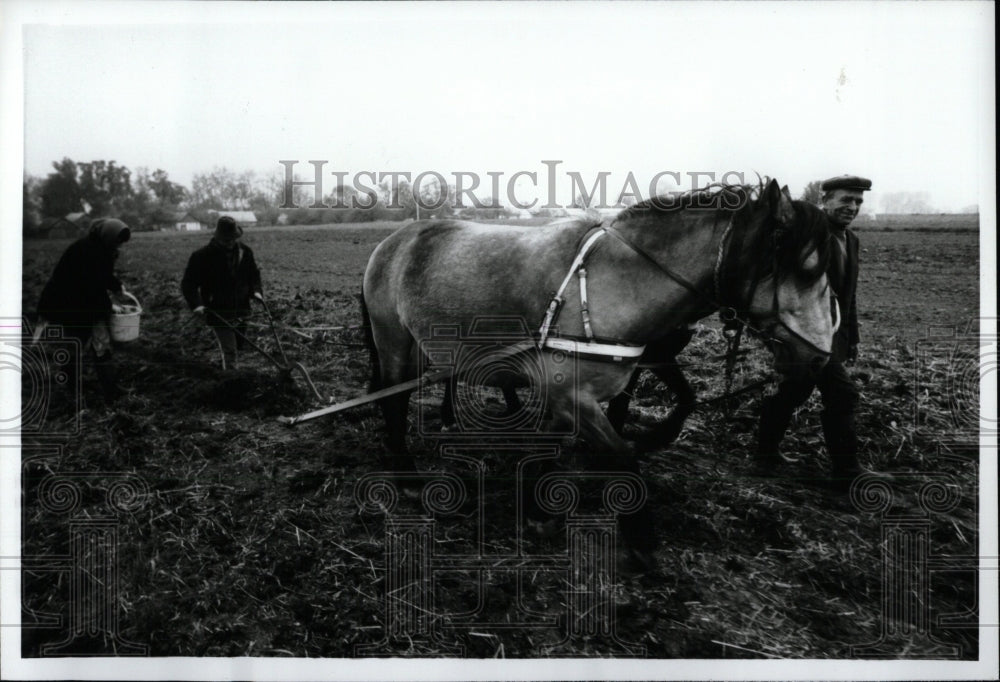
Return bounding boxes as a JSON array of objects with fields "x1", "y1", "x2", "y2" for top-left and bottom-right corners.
[
  {"x1": 771, "y1": 200, "x2": 832, "y2": 285},
  {"x1": 617, "y1": 180, "x2": 832, "y2": 291},
  {"x1": 617, "y1": 182, "x2": 760, "y2": 220},
  {"x1": 728, "y1": 189, "x2": 833, "y2": 292}
]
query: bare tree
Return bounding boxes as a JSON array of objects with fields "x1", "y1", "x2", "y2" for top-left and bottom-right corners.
[{"x1": 800, "y1": 180, "x2": 823, "y2": 205}]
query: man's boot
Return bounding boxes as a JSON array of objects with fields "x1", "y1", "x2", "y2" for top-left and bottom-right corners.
[
  {"x1": 822, "y1": 411, "x2": 867, "y2": 491},
  {"x1": 752, "y1": 399, "x2": 790, "y2": 477},
  {"x1": 94, "y1": 353, "x2": 123, "y2": 402}
]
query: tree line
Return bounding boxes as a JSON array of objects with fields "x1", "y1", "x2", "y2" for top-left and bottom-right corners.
[
  {"x1": 24, "y1": 160, "x2": 967, "y2": 237},
  {"x1": 21, "y1": 158, "x2": 489, "y2": 236}
]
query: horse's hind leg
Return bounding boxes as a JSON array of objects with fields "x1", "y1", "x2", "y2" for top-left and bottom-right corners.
[
  {"x1": 501, "y1": 384, "x2": 522, "y2": 415},
  {"x1": 441, "y1": 376, "x2": 456, "y2": 428},
  {"x1": 441, "y1": 378, "x2": 521, "y2": 429},
  {"x1": 572, "y1": 396, "x2": 659, "y2": 556},
  {"x1": 373, "y1": 335, "x2": 418, "y2": 467},
  {"x1": 378, "y1": 392, "x2": 412, "y2": 461}
]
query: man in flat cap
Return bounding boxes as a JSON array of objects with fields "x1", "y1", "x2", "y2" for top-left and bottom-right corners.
[
  {"x1": 754, "y1": 175, "x2": 873, "y2": 489},
  {"x1": 36, "y1": 217, "x2": 133, "y2": 401},
  {"x1": 182, "y1": 216, "x2": 264, "y2": 369}
]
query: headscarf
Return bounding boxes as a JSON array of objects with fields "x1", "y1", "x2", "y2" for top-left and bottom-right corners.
[{"x1": 88, "y1": 218, "x2": 131, "y2": 249}]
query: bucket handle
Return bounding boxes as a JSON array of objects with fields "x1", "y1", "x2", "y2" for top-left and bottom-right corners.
[{"x1": 117, "y1": 289, "x2": 143, "y2": 313}]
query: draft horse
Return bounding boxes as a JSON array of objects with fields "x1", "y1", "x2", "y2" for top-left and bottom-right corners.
[{"x1": 362, "y1": 179, "x2": 838, "y2": 462}]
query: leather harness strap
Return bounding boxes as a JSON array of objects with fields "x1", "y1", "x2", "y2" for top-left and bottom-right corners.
[
  {"x1": 537, "y1": 226, "x2": 608, "y2": 348},
  {"x1": 536, "y1": 220, "x2": 736, "y2": 359},
  {"x1": 604, "y1": 219, "x2": 837, "y2": 359},
  {"x1": 534, "y1": 213, "x2": 837, "y2": 362},
  {"x1": 603, "y1": 224, "x2": 718, "y2": 308},
  {"x1": 542, "y1": 336, "x2": 645, "y2": 360}
]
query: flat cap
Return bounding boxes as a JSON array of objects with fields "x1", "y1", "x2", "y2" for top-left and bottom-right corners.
[{"x1": 821, "y1": 175, "x2": 872, "y2": 192}]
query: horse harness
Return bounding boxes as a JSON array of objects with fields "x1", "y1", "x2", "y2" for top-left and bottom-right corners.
[{"x1": 534, "y1": 217, "x2": 839, "y2": 366}]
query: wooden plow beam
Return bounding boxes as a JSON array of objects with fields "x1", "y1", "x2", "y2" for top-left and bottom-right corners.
[{"x1": 277, "y1": 338, "x2": 539, "y2": 426}]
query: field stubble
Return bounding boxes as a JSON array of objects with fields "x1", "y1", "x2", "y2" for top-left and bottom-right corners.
[{"x1": 19, "y1": 219, "x2": 981, "y2": 658}]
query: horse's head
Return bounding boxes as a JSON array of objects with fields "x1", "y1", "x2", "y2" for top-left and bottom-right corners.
[{"x1": 735, "y1": 180, "x2": 838, "y2": 380}]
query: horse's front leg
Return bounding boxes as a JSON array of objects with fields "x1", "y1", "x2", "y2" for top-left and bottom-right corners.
[
  {"x1": 566, "y1": 393, "x2": 660, "y2": 559},
  {"x1": 577, "y1": 394, "x2": 634, "y2": 456},
  {"x1": 607, "y1": 369, "x2": 642, "y2": 435},
  {"x1": 635, "y1": 361, "x2": 696, "y2": 452}
]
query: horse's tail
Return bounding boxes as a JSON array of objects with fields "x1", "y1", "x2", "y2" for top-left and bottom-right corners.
[{"x1": 358, "y1": 286, "x2": 381, "y2": 392}]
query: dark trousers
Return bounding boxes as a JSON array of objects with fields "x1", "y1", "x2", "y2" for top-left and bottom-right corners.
[
  {"x1": 208, "y1": 315, "x2": 247, "y2": 369},
  {"x1": 757, "y1": 359, "x2": 860, "y2": 473}
]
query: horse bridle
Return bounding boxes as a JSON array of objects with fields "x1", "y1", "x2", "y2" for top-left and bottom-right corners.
[{"x1": 603, "y1": 215, "x2": 839, "y2": 359}]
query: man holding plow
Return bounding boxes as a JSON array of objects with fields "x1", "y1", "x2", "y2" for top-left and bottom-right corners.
[{"x1": 182, "y1": 216, "x2": 264, "y2": 369}]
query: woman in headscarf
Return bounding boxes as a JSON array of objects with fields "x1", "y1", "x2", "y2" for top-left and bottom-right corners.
[{"x1": 37, "y1": 217, "x2": 132, "y2": 400}]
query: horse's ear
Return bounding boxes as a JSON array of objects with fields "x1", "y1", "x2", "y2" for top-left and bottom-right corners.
[{"x1": 768, "y1": 179, "x2": 796, "y2": 226}]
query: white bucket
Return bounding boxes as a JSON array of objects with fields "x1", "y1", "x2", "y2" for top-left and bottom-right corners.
[{"x1": 110, "y1": 291, "x2": 143, "y2": 342}]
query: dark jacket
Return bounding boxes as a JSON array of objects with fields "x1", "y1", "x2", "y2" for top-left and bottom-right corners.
[
  {"x1": 181, "y1": 240, "x2": 263, "y2": 317},
  {"x1": 37, "y1": 233, "x2": 123, "y2": 331},
  {"x1": 829, "y1": 228, "x2": 860, "y2": 361}
]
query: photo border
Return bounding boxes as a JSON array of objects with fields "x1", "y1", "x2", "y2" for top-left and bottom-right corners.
[{"x1": 2, "y1": 1, "x2": 995, "y2": 680}]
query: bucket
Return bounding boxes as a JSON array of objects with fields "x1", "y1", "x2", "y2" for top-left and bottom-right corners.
[{"x1": 110, "y1": 291, "x2": 143, "y2": 343}]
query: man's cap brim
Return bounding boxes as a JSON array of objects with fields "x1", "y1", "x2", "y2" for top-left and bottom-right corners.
[{"x1": 821, "y1": 175, "x2": 873, "y2": 192}]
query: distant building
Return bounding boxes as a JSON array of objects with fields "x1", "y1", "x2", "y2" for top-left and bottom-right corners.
[
  {"x1": 40, "y1": 212, "x2": 90, "y2": 239},
  {"x1": 65, "y1": 212, "x2": 89, "y2": 226},
  {"x1": 154, "y1": 209, "x2": 204, "y2": 231},
  {"x1": 208, "y1": 210, "x2": 258, "y2": 228}
]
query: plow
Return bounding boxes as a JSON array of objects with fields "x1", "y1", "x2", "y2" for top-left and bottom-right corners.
[{"x1": 198, "y1": 301, "x2": 328, "y2": 404}]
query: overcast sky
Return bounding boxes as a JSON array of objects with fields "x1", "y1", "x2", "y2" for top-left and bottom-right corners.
[{"x1": 13, "y1": 1, "x2": 996, "y2": 212}]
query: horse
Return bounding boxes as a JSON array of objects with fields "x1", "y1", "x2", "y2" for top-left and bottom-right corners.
[
  {"x1": 361, "y1": 179, "x2": 838, "y2": 465},
  {"x1": 440, "y1": 326, "x2": 698, "y2": 448}
]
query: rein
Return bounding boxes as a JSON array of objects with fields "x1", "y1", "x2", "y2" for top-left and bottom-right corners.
[
  {"x1": 602, "y1": 218, "x2": 754, "y2": 405},
  {"x1": 534, "y1": 202, "x2": 837, "y2": 379},
  {"x1": 603, "y1": 217, "x2": 837, "y2": 360}
]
